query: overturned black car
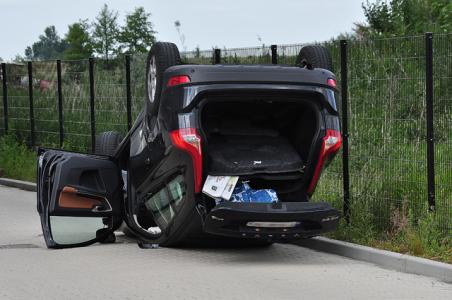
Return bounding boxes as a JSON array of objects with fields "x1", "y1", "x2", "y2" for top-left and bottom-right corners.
[{"x1": 37, "y1": 42, "x2": 342, "y2": 248}]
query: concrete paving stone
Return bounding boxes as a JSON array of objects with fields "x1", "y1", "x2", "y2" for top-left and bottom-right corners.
[{"x1": 0, "y1": 185, "x2": 451, "y2": 300}]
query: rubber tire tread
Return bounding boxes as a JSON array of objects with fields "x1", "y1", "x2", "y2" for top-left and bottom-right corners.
[
  {"x1": 145, "y1": 42, "x2": 181, "y2": 113},
  {"x1": 296, "y1": 45, "x2": 333, "y2": 71},
  {"x1": 94, "y1": 131, "x2": 123, "y2": 156}
]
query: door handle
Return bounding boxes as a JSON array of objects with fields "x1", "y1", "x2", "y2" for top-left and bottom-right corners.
[{"x1": 92, "y1": 204, "x2": 112, "y2": 213}]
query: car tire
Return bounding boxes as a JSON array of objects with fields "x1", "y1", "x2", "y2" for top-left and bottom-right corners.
[
  {"x1": 119, "y1": 223, "x2": 138, "y2": 238},
  {"x1": 145, "y1": 42, "x2": 181, "y2": 113},
  {"x1": 296, "y1": 45, "x2": 333, "y2": 71},
  {"x1": 94, "y1": 131, "x2": 123, "y2": 156},
  {"x1": 95, "y1": 131, "x2": 133, "y2": 238}
]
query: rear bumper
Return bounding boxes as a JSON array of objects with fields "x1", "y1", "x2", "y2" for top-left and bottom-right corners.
[{"x1": 204, "y1": 201, "x2": 340, "y2": 241}]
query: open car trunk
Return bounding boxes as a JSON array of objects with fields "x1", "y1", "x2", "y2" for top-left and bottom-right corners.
[{"x1": 200, "y1": 94, "x2": 322, "y2": 201}]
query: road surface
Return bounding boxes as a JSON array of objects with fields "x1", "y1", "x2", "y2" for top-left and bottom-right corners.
[{"x1": 0, "y1": 185, "x2": 451, "y2": 299}]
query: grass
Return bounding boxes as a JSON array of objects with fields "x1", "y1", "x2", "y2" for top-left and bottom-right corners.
[
  {"x1": 315, "y1": 143, "x2": 451, "y2": 263},
  {"x1": 0, "y1": 135, "x2": 36, "y2": 182},
  {"x1": 327, "y1": 202, "x2": 452, "y2": 264}
]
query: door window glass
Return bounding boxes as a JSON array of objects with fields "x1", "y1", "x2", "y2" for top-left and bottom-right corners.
[
  {"x1": 50, "y1": 216, "x2": 106, "y2": 245},
  {"x1": 144, "y1": 175, "x2": 185, "y2": 229}
]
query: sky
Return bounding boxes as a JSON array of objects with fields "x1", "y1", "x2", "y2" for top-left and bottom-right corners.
[{"x1": 0, "y1": 0, "x2": 366, "y2": 61}]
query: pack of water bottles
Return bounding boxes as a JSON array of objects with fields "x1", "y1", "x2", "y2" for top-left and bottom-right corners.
[{"x1": 230, "y1": 181, "x2": 278, "y2": 203}]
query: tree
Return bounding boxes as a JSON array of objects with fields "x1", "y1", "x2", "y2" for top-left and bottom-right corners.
[
  {"x1": 63, "y1": 20, "x2": 93, "y2": 60},
  {"x1": 119, "y1": 7, "x2": 157, "y2": 53},
  {"x1": 13, "y1": 54, "x2": 25, "y2": 63},
  {"x1": 25, "y1": 47, "x2": 33, "y2": 60},
  {"x1": 358, "y1": 0, "x2": 452, "y2": 37},
  {"x1": 25, "y1": 26, "x2": 67, "y2": 60},
  {"x1": 92, "y1": 4, "x2": 119, "y2": 60}
]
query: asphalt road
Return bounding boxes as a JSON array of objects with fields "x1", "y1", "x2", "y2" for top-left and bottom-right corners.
[{"x1": 0, "y1": 185, "x2": 451, "y2": 300}]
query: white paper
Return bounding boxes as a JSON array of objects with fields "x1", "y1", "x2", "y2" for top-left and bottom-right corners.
[
  {"x1": 221, "y1": 176, "x2": 239, "y2": 200},
  {"x1": 202, "y1": 175, "x2": 229, "y2": 198},
  {"x1": 202, "y1": 175, "x2": 239, "y2": 201}
]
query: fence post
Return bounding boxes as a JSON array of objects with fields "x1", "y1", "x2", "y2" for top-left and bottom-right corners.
[
  {"x1": 89, "y1": 58, "x2": 96, "y2": 153},
  {"x1": 214, "y1": 49, "x2": 221, "y2": 64},
  {"x1": 27, "y1": 62, "x2": 35, "y2": 147},
  {"x1": 340, "y1": 40, "x2": 351, "y2": 223},
  {"x1": 125, "y1": 55, "x2": 132, "y2": 131},
  {"x1": 1, "y1": 63, "x2": 7, "y2": 134},
  {"x1": 425, "y1": 32, "x2": 435, "y2": 211},
  {"x1": 271, "y1": 45, "x2": 278, "y2": 64},
  {"x1": 56, "y1": 60, "x2": 64, "y2": 148}
]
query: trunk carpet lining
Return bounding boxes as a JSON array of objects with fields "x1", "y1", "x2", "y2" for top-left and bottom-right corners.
[{"x1": 207, "y1": 135, "x2": 304, "y2": 175}]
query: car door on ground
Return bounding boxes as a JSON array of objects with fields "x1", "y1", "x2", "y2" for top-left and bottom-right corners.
[{"x1": 37, "y1": 149, "x2": 123, "y2": 248}]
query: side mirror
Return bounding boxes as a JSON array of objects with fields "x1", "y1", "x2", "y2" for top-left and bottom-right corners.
[{"x1": 49, "y1": 216, "x2": 110, "y2": 245}]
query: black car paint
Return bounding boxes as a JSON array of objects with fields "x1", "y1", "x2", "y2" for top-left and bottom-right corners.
[
  {"x1": 204, "y1": 201, "x2": 340, "y2": 239},
  {"x1": 125, "y1": 66, "x2": 341, "y2": 242},
  {"x1": 37, "y1": 64, "x2": 342, "y2": 247}
]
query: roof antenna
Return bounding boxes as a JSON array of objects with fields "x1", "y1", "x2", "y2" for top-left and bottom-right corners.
[{"x1": 174, "y1": 20, "x2": 187, "y2": 53}]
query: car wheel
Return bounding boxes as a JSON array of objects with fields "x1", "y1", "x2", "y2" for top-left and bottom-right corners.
[
  {"x1": 95, "y1": 131, "x2": 123, "y2": 156},
  {"x1": 95, "y1": 132, "x2": 132, "y2": 238},
  {"x1": 145, "y1": 42, "x2": 181, "y2": 113},
  {"x1": 296, "y1": 45, "x2": 333, "y2": 71}
]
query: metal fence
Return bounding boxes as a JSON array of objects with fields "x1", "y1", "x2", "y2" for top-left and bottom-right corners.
[
  {"x1": 343, "y1": 34, "x2": 451, "y2": 234},
  {"x1": 1, "y1": 33, "x2": 450, "y2": 234},
  {"x1": 0, "y1": 55, "x2": 147, "y2": 152}
]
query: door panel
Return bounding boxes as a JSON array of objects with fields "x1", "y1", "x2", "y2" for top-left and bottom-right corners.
[
  {"x1": 37, "y1": 149, "x2": 123, "y2": 248},
  {"x1": 58, "y1": 186, "x2": 106, "y2": 209}
]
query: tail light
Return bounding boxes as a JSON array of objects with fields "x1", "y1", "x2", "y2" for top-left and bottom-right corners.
[
  {"x1": 327, "y1": 78, "x2": 337, "y2": 88},
  {"x1": 169, "y1": 128, "x2": 202, "y2": 193},
  {"x1": 167, "y1": 75, "x2": 190, "y2": 87},
  {"x1": 307, "y1": 129, "x2": 342, "y2": 195}
]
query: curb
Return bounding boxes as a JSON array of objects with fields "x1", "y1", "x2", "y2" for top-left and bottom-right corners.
[
  {"x1": 1, "y1": 178, "x2": 451, "y2": 283},
  {"x1": 0, "y1": 178, "x2": 37, "y2": 192},
  {"x1": 295, "y1": 236, "x2": 452, "y2": 283}
]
